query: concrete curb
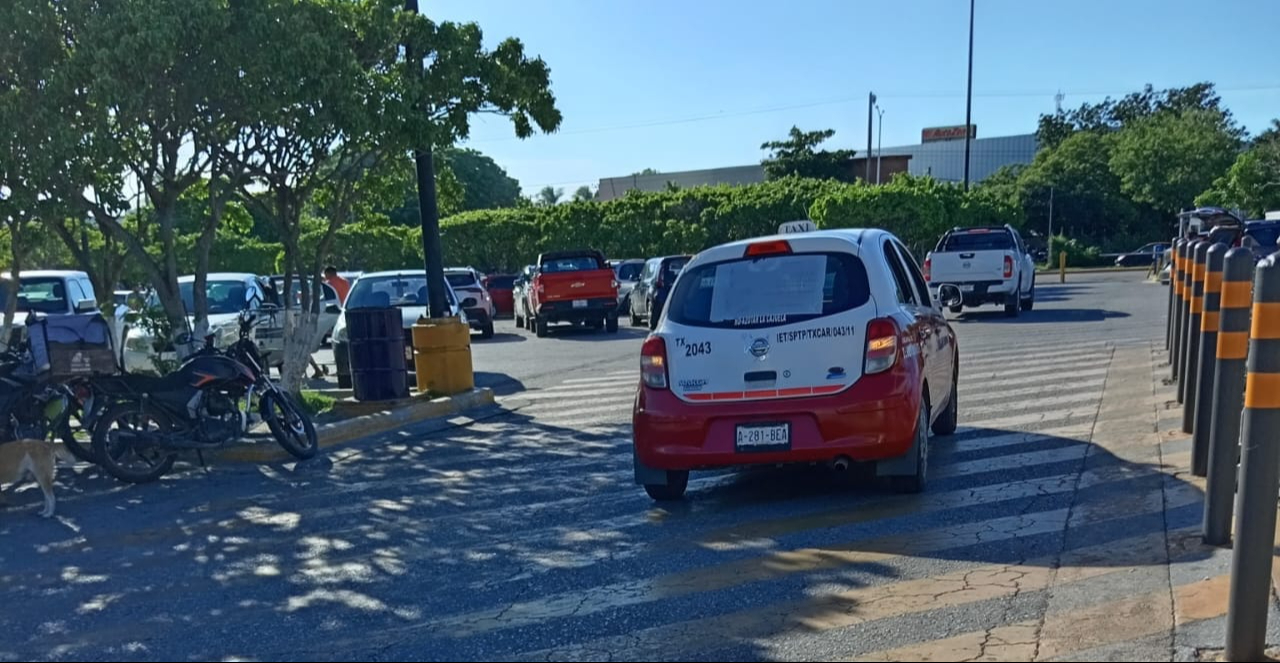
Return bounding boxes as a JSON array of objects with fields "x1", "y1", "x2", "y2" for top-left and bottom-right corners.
[
  {"x1": 211, "y1": 387, "x2": 496, "y2": 464},
  {"x1": 1034, "y1": 266, "x2": 1154, "y2": 275}
]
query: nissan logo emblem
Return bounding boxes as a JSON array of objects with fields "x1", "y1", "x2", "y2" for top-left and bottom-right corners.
[{"x1": 749, "y1": 337, "x2": 770, "y2": 358}]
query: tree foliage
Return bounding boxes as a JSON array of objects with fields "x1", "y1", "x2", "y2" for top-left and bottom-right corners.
[
  {"x1": 1196, "y1": 137, "x2": 1280, "y2": 217},
  {"x1": 437, "y1": 148, "x2": 522, "y2": 210},
  {"x1": 535, "y1": 186, "x2": 564, "y2": 206},
  {"x1": 1036, "y1": 82, "x2": 1241, "y2": 149},
  {"x1": 760, "y1": 127, "x2": 857, "y2": 182},
  {"x1": 1109, "y1": 109, "x2": 1242, "y2": 215}
]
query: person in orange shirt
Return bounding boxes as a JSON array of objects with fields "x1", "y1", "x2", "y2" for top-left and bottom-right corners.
[{"x1": 324, "y1": 266, "x2": 351, "y2": 306}]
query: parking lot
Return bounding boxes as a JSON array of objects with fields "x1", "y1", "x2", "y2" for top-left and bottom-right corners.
[{"x1": 0, "y1": 272, "x2": 1265, "y2": 661}]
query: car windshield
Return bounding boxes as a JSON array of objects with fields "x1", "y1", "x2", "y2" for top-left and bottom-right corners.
[
  {"x1": 178, "y1": 280, "x2": 250, "y2": 316},
  {"x1": 445, "y1": 272, "x2": 479, "y2": 288},
  {"x1": 541, "y1": 256, "x2": 601, "y2": 273},
  {"x1": 0, "y1": 277, "x2": 68, "y2": 314},
  {"x1": 939, "y1": 230, "x2": 1014, "y2": 252},
  {"x1": 347, "y1": 275, "x2": 452, "y2": 309},
  {"x1": 616, "y1": 262, "x2": 643, "y2": 281},
  {"x1": 667, "y1": 252, "x2": 871, "y2": 330}
]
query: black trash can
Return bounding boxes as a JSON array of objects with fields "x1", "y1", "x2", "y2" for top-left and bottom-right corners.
[{"x1": 345, "y1": 307, "x2": 408, "y2": 401}]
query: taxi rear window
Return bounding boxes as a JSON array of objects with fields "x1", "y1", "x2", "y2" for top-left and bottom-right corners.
[{"x1": 667, "y1": 252, "x2": 870, "y2": 330}]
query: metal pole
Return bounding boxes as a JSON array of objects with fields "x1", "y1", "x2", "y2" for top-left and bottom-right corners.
[
  {"x1": 1174, "y1": 241, "x2": 1191, "y2": 392},
  {"x1": 1203, "y1": 247, "x2": 1255, "y2": 545},
  {"x1": 1047, "y1": 187, "x2": 1054, "y2": 264},
  {"x1": 1191, "y1": 243, "x2": 1227, "y2": 477},
  {"x1": 962, "y1": 0, "x2": 974, "y2": 191},
  {"x1": 1167, "y1": 236, "x2": 1177, "y2": 351},
  {"x1": 875, "y1": 106, "x2": 884, "y2": 184},
  {"x1": 866, "y1": 92, "x2": 875, "y2": 183},
  {"x1": 1182, "y1": 240, "x2": 1208, "y2": 429},
  {"x1": 1225, "y1": 256, "x2": 1280, "y2": 662},
  {"x1": 404, "y1": 0, "x2": 448, "y2": 320},
  {"x1": 1172, "y1": 240, "x2": 1186, "y2": 380}
]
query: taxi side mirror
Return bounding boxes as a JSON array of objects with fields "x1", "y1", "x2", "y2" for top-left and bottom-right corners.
[{"x1": 937, "y1": 284, "x2": 963, "y2": 308}]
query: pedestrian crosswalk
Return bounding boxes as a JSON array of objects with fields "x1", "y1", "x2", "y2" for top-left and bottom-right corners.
[{"x1": 445, "y1": 335, "x2": 1251, "y2": 661}]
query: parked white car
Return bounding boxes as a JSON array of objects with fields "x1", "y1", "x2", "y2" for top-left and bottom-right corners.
[
  {"x1": 925, "y1": 225, "x2": 1037, "y2": 316},
  {"x1": 122, "y1": 273, "x2": 285, "y2": 373},
  {"x1": 1, "y1": 270, "x2": 126, "y2": 353}
]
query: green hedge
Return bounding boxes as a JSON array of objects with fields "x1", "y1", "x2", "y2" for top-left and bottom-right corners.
[
  {"x1": 1048, "y1": 234, "x2": 1112, "y2": 268},
  {"x1": 196, "y1": 174, "x2": 1026, "y2": 275}
]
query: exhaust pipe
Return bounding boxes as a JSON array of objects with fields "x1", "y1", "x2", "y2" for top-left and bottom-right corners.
[{"x1": 831, "y1": 456, "x2": 851, "y2": 472}]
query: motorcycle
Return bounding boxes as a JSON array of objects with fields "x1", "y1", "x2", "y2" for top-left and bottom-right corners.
[
  {"x1": 90, "y1": 310, "x2": 318, "y2": 483},
  {"x1": 0, "y1": 337, "x2": 97, "y2": 461}
]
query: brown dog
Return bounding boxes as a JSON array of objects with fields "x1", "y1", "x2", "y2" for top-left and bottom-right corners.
[{"x1": 0, "y1": 439, "x2": 74, "y2": 518}]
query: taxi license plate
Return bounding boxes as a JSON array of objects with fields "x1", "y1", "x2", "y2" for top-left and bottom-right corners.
[
  {"x1": 735, "y1": 423, "x2": 790, "y2": 452},
  {"x1": 572, "y1": 299, "x2": 588, "y2": 309}
]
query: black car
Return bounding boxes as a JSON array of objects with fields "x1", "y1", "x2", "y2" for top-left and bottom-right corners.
[
  {"x1": 627, "y1": 255, "x2": 691, "y2": 330},
  {"x1": 1114, "y1": 242, "x2": 1171, "y2": 267},
  {"x1": 1243, "y1": 220, "x2": 1280, "y2": 261}
]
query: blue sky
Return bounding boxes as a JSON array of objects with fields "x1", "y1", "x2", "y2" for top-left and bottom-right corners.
[{"x1": 431, "y1": 0, "x2": 1280, "y2": 196}]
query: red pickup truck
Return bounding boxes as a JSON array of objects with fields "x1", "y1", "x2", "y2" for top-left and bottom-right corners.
[{"x1": 529, "y1": 250, "x2": 619, "y2": 337}]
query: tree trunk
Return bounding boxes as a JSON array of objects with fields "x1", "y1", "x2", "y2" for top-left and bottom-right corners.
[
  {"x1": 191, "y1": 173, "x2": 224, "y2": 341},
  {"x1": 276, "y1": 217, "x2": 320, "y2": 395},
  {"x1": 1, "y1": 222, "x2": 23, "y2": 352}
]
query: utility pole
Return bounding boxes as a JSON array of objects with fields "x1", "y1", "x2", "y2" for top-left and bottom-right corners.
[
  {"x1": 404, "y1": 0, "x2": 448, "y2": 319},
  {"x1": 866, "y1": 92, "x2": 876, "y2": 183},
  {"x1": 875, "y1": 105, "x2": 885, "y2": 185},
  {"x1": 962, "y1": 0, "x2": 975, "y2": 191},
  {"x1": 1047, "y1": 186, "x2": 1055, "y2": 265}
]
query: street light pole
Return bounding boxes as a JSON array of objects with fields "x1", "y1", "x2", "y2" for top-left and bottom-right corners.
[
  {"x1": 403, "y1": 0, "x2": 448, "y2": 320},
  {"x1": 875, "y1": 105, "x2": 885, "y2": 185},
  {"x1": 962, "y1": 0, "x2": 975, "y2": 191},
  {"x1": 1047, "y1": 186, "x2": 1055, "y2": 265},
  {"x1": 866, "y1": 92, "x2": 876, "y2": 183}
]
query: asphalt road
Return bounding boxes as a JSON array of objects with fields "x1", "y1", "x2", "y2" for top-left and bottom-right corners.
[{"x1": 3, "y1": 273, "x2": 1238, "y2": 661}]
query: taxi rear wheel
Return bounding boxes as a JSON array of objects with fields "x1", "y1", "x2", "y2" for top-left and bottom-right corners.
[
  {"x1": 891, "y1": 403, "x2": 929, "y2": 494},
  {"x1": 932, "y1": 369, "x2": 958, "y2": 436},
  {"x1": 644, "y1": 470, "x2": 688, "y2": 501}
]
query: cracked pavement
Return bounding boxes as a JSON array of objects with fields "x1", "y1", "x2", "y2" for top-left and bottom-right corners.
[{"x1": 1, "y1": 273, "x2": 1260, "y2": 662}]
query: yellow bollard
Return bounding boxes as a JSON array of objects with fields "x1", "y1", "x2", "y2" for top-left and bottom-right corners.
[
  {"x1": 1059, "y1": 251, "x2": 1067, "y2": 283},
  {"x1": 411, "y1": 317, "x2": 475, "y2": 395}
]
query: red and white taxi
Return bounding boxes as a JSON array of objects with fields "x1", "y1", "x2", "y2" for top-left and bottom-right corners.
[{"x1": 632, "y1": 226, "x2": 959, "y2": 500}]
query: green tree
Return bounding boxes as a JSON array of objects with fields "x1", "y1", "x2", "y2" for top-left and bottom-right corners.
[
  {"x1": 1110, "y1": 109, "x2": 1242, "y2": 215},
  {"x1": 536, "y1": 186, "x2": 564, "y2": 206},
  {"x1": 1016, "y1": 131, "x2": 1139, "y2": 245},
  {"x1": 1036, "y1": 82, "x2": 1241, "y2": 149},
  {"x1": 1196, "y1": 138, "x2": 1280, "y2": 216},
  {"x1": 437, "y1": 147, "x2": 522, "y2": 210},
  {"x1": 572, "y1": 185, "x2": 595, "y2": 202},
  {"x1": 760, "y1": 127, "x2": 856, "y2": 182}
]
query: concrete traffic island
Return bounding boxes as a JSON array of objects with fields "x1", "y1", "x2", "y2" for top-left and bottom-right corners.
[{"x1": 210, "y1": 387, "x2": 495, "y2": 463}]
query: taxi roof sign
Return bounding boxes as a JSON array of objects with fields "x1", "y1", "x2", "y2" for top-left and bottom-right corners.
[{"x1": 778, "y1": 220, "x2": 817, "y2": 235}]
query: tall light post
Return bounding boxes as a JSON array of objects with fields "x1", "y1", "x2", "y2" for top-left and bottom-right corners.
[
  {"x1": 962, "y1": 0, "x2": 975, "y2": 191},
  {"x1": 875, "y1": 105, "x2": 885, "y2": 184},
  {"x1": 866, "y1": 92, "x2": 876, "y2": 183},
  {"x1": 403, "y1": 0, "x2": 448, "y2": 319}
]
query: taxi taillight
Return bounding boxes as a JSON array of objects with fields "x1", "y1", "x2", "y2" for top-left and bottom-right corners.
[
  {"x1": 745, "y1": 240, "x2": 792, "y2": 257},
  {"x1": 865, "y1": 318, "x2": 899, "y2": 375},
  {"x1": 641, "y1": 336, "x2": 669, "y2": 389}
]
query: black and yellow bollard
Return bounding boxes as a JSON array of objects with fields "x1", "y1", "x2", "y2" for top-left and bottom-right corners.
[
  {"x1": 1181, "y1": 240, "x2": 1209, "y2": 426},
  {"x1": 1191, "y1": 243, "x2": 1226, "y2": 477},
  {"x1": 1203, "y1": 248, "x2": 1255, "y2": 545},
  {"x1": 411, "y1": 317, "x2": 475, "y2": 395},
  {"x1": 1225, "y1": 256, "x2": 1280, "y2": 662},
  {"x1": 1172, "y1": 240, "x2": 1188, "y2": 384}
]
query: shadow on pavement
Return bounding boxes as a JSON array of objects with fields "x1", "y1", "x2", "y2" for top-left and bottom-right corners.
[
  {"x1": 474, "y1": 332, "x2": 526, "y2": 344},
  {"x1": 0, "y1": 408, "x2": 1203, "y2": 662},
  {"x1": 954, "y1": 308, "x2": 1131, "y2": 323}
]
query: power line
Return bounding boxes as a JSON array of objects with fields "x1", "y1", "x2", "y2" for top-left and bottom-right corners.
[{"x1": 465, "y1": 82, "x2": 1280, "y2": 146}]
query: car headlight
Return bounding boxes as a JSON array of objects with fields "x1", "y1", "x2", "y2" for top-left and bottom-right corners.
[
  {"x1": 126, "y1": 334, "x2": 153, "y2": 352},
  {"x1": 212, "y1": 322, "x2": 238, "y2": 346},
  {"x1": 332, "y1": 318, "x2": 348, "y2": 343}
]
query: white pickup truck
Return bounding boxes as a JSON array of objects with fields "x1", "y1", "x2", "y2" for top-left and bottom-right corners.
[{"x1": 925, "y1": 225, "x2": 1036, "y2": 316}]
